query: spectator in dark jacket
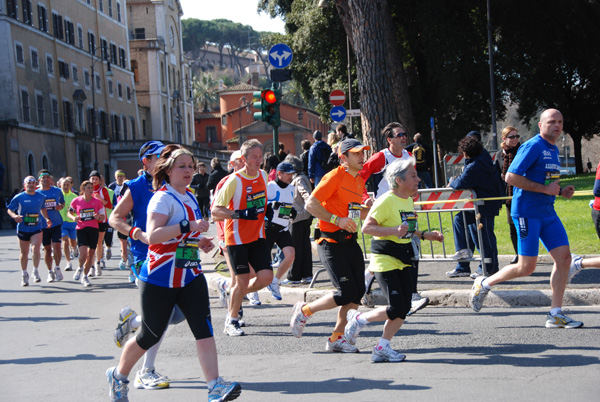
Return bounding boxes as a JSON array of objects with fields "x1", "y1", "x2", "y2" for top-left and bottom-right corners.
[
  {"x1": 500, "y1": 126, "x2": 521, "y2": 264},
  {"x1": 307, "y1": 131, "x2": 332, "y2": 186},
  {"x1": 446, "y1": 136, "x2": 503, "y2": 278},
  {"x1": 191, "y1": 162, "x2": 211, "y2": 218},
  {"x1": 207, "y1": 157, "x2": 228, "y2": 194},
  {"x1": 300, "y1": 139, "x2": 311, "y2": 178}
]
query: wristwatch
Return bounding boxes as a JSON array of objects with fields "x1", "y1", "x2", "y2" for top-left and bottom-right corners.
[
  {"x1": 179, "y1": 219, "x2": 190, "y2": 234},
  {"x1": 231, "y1": 211, "x2": 240, "y2": 219}
]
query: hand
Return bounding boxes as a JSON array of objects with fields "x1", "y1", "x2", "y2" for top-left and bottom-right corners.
[
  {"x1": 237, "y1": 207, "x2": 258, "y2": 220},
  {"x1": 546, "y1": 179, "x2": 561, "y2": 196},
  {"x1": 337, "y1": 217, "x2": 357, "y2": 233},
  {"x1": 427, "y1": 230, "x2": 444, "y2": 242},
  {"x1": 13, "y1": 215, "x2": 23, "y2": 223},
  {"x1": 560, "y1": 185, "x2": 575, "y2": 199},
  {"x1": 55, "y1": 204, "x2": 64, "y2": 211},
  {"x1": 45, "y1": 218, "x2": 52, "y2": 228},
  {"x1": 396, "y1": 222, "x2": 409, "y2": 238},
  {"x1": 290, "y1": 207, "x2": 297, "y2": 220},
  {"x1": 265, "y1": 203, "x2": 274, "y2": 221},
  {"x1": 192, "y1": 219, "x2": 210, "y2": 233},
  {"x1": 198, "y1": 236, "x2": 215, "y2": 253},
  {"x1": 310, "y1": 178, "x2": 315, "y2": 184},
  {"x1": 364, "y1": 197, "x2": 375, "y2": 208}
]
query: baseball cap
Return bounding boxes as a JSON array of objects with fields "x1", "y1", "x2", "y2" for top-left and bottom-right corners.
[
  {"x1": 229, "y1": 150, "x2": 242, "y2": 163},
  {"x1": 338, "y1": 138, "x2": 371, "y2": 154},
  {"x1": 277, "y1": 162, "x2": 296, "y2": 173},
  {"x1": 89, "y1": 170, "x2": 101, "y2": 179},
  {"x1": 139, "y1": 141, "x2": 166, "y2": 162}
]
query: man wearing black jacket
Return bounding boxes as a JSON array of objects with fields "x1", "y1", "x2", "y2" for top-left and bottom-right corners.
[{"x1": 207, "y1": 157, "x2": 228, "y2": 195}]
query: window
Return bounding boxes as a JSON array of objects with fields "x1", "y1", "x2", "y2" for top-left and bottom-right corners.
[
  {"x1": 163, "y1": 105, "x2": 167, "y2": 131},
  {"x1": 51, "y1": 97, "x2": 59, "y2": 128},
  {"x1": 117, "y1": 2, "x2": 122, "y2": 22},
  {"x1": 111, "y1": 113, "x2": 120, "y2": 140},
  {"x1": 99, "y1": 111, "x2": 108, "y2": 139},
  {"x1": 15, "y1": 43, "x2": 24, "y2": 66},
  {"x1": 7, "y1": 0, "x2": 18, "y2": 19},
  {"x1": 72, "y1": 65, "x2": 79, "y2": 84},
  {"x1": 134, "y1": 28, "x2": 145, "y2": 39},
  {"x1": 84, "y1": 69, "x2": 90, "y2": 88},
  {"x1": 101, "y1": 38, "x2": 108, "y2": 60},
  {"x1": 77, "y1": 25, "x2": 84, "y2": 49},
  {"x1": 63, "y1": 100, "x2": 73, "y2": 132},
  {"x1": 52, "y1": 13, "x2": 63, "y2": 40},
  {"x1": 108, "y1": 0, "x2": 113, "y2": 17},
  {"x1": 42, "y1": 155, "x2": 49, "y2": 170},
  {"x1": 76, "y1": 102, "x2": 84, "y2": 131},
  {"x1": 119, "y1": 47, "x2": 126, "y2": 68},
  {"x1": 126, "y1": 85, "x2": 132, "y2": 101},
  {"x1": 88, "y1": 32, "x2": 96, "y2": 54},
  {"x1": 31, "y1": 48, "x2": 39, "y2": 71},
  {"x1": 99, "y1": 0, "x2": 104, "y2": 12},
  {"x1": 221, "y1": 114, "x2": 227, "y2": 126},
  {"x1": 28, "y1": 154, "x2": 35, "y2": 176},
  {"x1": 95, "y1": 73, "x2": 101, "y2": 91},
  {"x1": 206, "y1": 126, "x2": 217, "y2": 144},
  {"x1": 160, "y1": 62, "x2": 165, "y2": 88},
  {"x1": 130, "y1": 116, "x2": 136, "y2": 139},
  {"x1": 21, "y1": 89, "x2": 31, "y2": 123},
  {"x1": 110, "y1": 43, "x2": 117, "y2": 64},
  {"x1": 131, "y1": 60, "x2": 139, "y2": 83},
  {"x1": 107, "y1": 78, "x2": 113, "y2": 96},
  {"x1": 58, "y1": 60, "x2": 70, "y2": 80},
  {"x1": 22, "y1": 0, "x2": 33, "y2": 25},
  {"x1": 38, "y1": 4, "x2": 48, "y2": 32},
  {"x1": 87, "y1": 107, "x2": 97, "y2": 137},
  {"x1": 122, "y1": 115, "x2": 128, "y2": 140},
  {"x1": 117, "y1": 82, "x2": 122, "y2": 99},
  {"x1": 46, "y1": 54, "x2": 54, "y2": 75},
  {"x1": 64, "y1": 20, "x2": 75, "y2": 45},
  {"x1": 36, "y1": 94, "x2": 45, "y2": 126},
  {"x1": 142, "y1": 119, "x2": 147, "y2": 137}
]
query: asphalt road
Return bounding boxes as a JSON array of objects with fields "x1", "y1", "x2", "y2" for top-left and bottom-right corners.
[{"x1": 1, "y1": 229, "x2": 599, "y2": 401}]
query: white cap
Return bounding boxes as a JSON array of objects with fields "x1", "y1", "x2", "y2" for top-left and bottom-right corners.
[{"x1": 229, "y1": 150, "x2": 242, "y2": 163}]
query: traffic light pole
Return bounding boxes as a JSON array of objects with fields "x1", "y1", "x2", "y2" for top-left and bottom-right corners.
[{"x1": 271, "y1": 82, "x2": 280, "y2": 151}]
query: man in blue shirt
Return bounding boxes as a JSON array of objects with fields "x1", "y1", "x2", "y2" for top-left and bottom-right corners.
[
  {"x1": 7, "y1": 176, "x2": 51, "y2": 286},
  {"x1": 37, "y1": 170, "x2": 65, "y2": 282},
  {"x1": 308, "y1": 130, "x2": 332, "y2": 186},
  {"x1": 470, "y1": 109, "x2": 583, "y2": 329}
]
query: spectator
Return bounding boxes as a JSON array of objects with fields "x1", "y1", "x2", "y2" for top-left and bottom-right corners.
[
  {"x1": 300, "y1": 139, "x2": 311, "y2": 178},
  {"x1": 206, "y1": 157, "x2": 228, "y2": 194},
  {"x1": 500, "y1": 126, "x2": 521, "y2": 264},
  {"x1": 278, "y1": 142, "x2": 287, "y2": 162},
  {"x1": 264, "y1": 153, "x2": 280, "y2": 182},
  {"x1": 405, "y1": 133, "x2": 434, "y2": 188},
  {"x1": 308, "y1": 130, "x2": 332, "y2": 186},
  {"x1": 190, "y1": 162, "x2": 210, "y2": 219}
]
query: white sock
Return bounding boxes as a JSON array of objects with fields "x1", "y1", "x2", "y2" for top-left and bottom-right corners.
[
  {"x1": 550, "y1": 307, "x2": 562, "y2": 316},
  {"x1": 132, "y1": 315, "x2": 142, "y2": 329},
  {"x1": 481, "y1": 279, "x2": 492, "y2": 290},
  {"x1": 376, "y1": 338, "x2": 390, "y2": 350},
  {"x1": 356, "y1": 313, "x2": 369, "y2": 325},
  {"x1": 207, "y1": 377, "x2": 221, "y2": 391},
  {"x1": 273, "y1": 277, "x2": 280, "y2": 285},
  {"x1": 114, "y1": 368, "x2": 128, "y2": 382}
]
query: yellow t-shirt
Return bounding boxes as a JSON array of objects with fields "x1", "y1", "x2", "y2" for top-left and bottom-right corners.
[{"x1": 367, "y1": 191, "x2": 415, "y2": 272}]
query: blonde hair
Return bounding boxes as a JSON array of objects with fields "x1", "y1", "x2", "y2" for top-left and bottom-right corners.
[{"x1": 501, "y1": 126, "x2": 518, "y2": 139}]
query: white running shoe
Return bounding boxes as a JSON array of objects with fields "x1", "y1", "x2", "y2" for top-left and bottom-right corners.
[
  {"x1": 106, "y1": 247, "x2": 112, "y2": 260},
  {"x1": 47, "y1": 270, "x2": 56, "y2": 283},
  {"x1": 64, "y1": 261, "x2": 73, "y2": 271},
  {"x1": 21, "y1": 271, "x2": 29, "y2": 287},
  {"x1": 81, "y1": 275, "x2": 91, "y2": 287},
  {"x1": 95, "y1": 263, "x2": 102, "y2": 277},
  {"x1": 32, "y1": 269, "x2": 41, "y2": 283},
  {"x1": 371, "y1": 344, "x2": 406, "y2": 362},
  {"x1": 73, "y1": 268, "x2": 83, "y2": 281},
  {"x1": 54, "y1": 267, "x2": 64, "y2": 281},
  {"x1": 72, "y1": 248, "x2": 79, "y2": 258},
  {"x1": 344, "y1": 309, "x2": 366, "y2": 345},
  {"x1": 114, "y1": 307, "x2": 138, "y2": 347},
  {"x1": 568, "y1": 254, "x2": 584, "y2": 282},
  {"x1": 88, "y1": 265, "x2": 95, "y2": 277},
  {"x1": 134, "y1": 367, "x2": 170, "y2": 389},
  {"x1": 106, "y1": 366, "x2": 129, "y2": 402},
  {"x1": 267, "y1": 281, "x2": 282, "y2": 300},
  {"x1": 290, "y1": 301, "x2": 309, "y2": 338},
  {"x1": 448, "y1": 249, "x2": 472, "y2": 260},
  {"x1": 224, "y1": 319, "x2": 245, "y2": 336},
  {"x1": 545, "y1": 311, "x2": 584, "y2": 329},
  {"x1": 100, "y1": 258, "x2": 106, "y2": 269},
  {"x1": 208, "y1": 377, "x2": 242, "y2": 402},
  {"x1": 326, "y1": 336, "x2": 359, "y2": 353},
  {"x1": 470, "y1": 276, "x2": 489, "y2": 312},
  {"x1": 408, "y1": 293, "x2": 429, "y2": 316},
  {"x1": 216, "y1": 277, "x2": 229, "y2": 309},
  {"x1": 247, "y1": 292, "x2": 261, "y2": 306}
]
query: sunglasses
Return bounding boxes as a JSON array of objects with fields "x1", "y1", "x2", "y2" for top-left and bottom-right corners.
[
  {"x1": 507, "y1": 135, "x2": 520, "y2": 139},
  {"x1": 25, "y1": 179, "x2": 37, "y2": 183},
  {"x1": 390, "y1": 132, "x2": 407, "y2": 138}
]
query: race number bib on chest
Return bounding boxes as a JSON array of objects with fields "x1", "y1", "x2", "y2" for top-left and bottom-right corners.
[
  {"x1": 175, "y1": 238, "x2": 200, "y2": 269},
  {"x1": 544, "y1": 170, "x2": 560, "y2": 186},
  {"x1": 348, "y1": 202, "x2": 362, "y2": 225},
  {"x1": 44, "y1": 198, "x2": 57, "y2": 210},
  {"x1": 24, "y1": 213, "x2": 39, "y2": 226},
  {"x1": 246, "y1": 190, "x2": 266, "y2": 213},
  {"x1": 400, "y1": 211, "x2": 417, "y2": 239},
  {"x1": 277, "y1": 203, "x2": 293, "y2": 220},
  {"x1": 80, "y1": 208, "x2": 95, "y2": 221}
]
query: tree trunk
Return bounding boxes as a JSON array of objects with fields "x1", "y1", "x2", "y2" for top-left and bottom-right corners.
[
  {"x1": 335, "y1": 0, "x2": 415, "y2": 151},
  {"x1": 569, "y1": 132, "x2": 583, "y2": 174}
]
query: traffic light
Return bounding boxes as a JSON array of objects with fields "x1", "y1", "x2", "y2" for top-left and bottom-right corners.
[{"x1": 253, "y1": 88, "x2": 281, "y2": 127}]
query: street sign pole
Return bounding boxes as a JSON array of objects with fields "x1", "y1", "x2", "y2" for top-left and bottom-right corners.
[{"x1": 431, "y1": 116, "x2": 439, "y2": 187}]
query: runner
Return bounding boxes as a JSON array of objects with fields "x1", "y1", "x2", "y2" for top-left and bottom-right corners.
[
  {"x1": 106, "y1": 144, "x2": 241, "y2": 402},
  {"x1": 212, "y1": 139, "x2": 273, "y2": 336},
  {"x1": 37, "y1": 170, "x2": 65, "y2": 282},
  {"x1": 469, "y1": 108, "x2": 583, "y2": 328},
  {"x1": 7, "y1": 176, "x2": 51, "y2": 286},
  {"x1": 89, "y1": 171, "x2": 112, "y2": 277},
  {"x1": 68, "y1": 180, "x2": 105, "y2": 287},
  {"x1": 344, "y1": 158, "x2": 444, "y2": 362},
  {"x1": 290, "y1": 138, "x2": 370, "y2": 353},
  {"x1": 59, "y1": 177, "x2": 78, "y2": 272},
  {"x1": 265, "y1": 161, "x2": 297, "y2": 300}
]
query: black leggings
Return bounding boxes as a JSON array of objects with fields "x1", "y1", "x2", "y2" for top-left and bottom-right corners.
[
  {"x1": 318, "y1": 240, "x2": 365, "y2": 306},
  {"x1": 136, "y1": 274, "x2": 213, "y2": 350},
  {"x1": 374, "y1": 268, "x2": 412, "y2": 321}
]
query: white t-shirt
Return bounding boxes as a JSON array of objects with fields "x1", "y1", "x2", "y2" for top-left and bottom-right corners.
[
  {"x1": 147, "y1": 184, "x2": 202, "y2": 228},
  {"x1": 266, "y1": 180, "x2": 295, "y2": 229}
]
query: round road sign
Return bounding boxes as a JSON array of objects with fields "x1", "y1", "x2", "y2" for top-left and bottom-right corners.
[{"x1": 329, "y1": 89, "x2": 346, "y2": 106}]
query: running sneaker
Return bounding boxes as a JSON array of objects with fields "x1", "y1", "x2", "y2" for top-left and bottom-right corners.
[
  {"x1": 238, "y1": 308, "x2": 245, "y2": 327},
  {"x1": 21, "y1": 271, "x2": 29, "y2": 287},
  {"x1": 106, "y1": 247, "x2": 112, "y2": 260},
  {"x1": 64, "y1": 261, "x2": 73, "y2": 271},
  {"x1": 73, "y1": 268, "x2": 83, "y2": 281},
  {"x1": 247, "y1": 292, "x2": 261, "y2": 305},
  {"x1": 361, "y1": 292, "x2": 375, "y2": 308},
  {"x1": 114, "y1": 307, "x2": 138, "y2": 347},
  {"x1": 281, "y1": 279, "x2": 301, "y2": 285},
  {"x1": 344, "y1": 309, "x2": 366, "y2": 345},
  {"x1": 407, "y1": 293, "x2": 429, "y2": 316},
  {"x1": 134, "y1": 367, "x2": 170, "y2": 389},
  {"x1": 267, "y1": 281, "x2": 282, "y2": 300},
  {"x1": 448, "y1": 249, "x2": 472, "y2": 260},
  {"x1": 469, "y1": 276, "x2": 489, "y2": 312},
  {"x1": 81, "y1": 275, "x2": 91, "y2": 287},
  {"x1": 371, "y1": 344, "x2": 406, "y2": 363},
  {"x1": 224, "y1": 319, "x2": 245, "y2": 336},
  {"x1": 568, "y1": 254, "x2": 584, "y2": 282},
  {"x1": 47, "y1": 270, "x2": 56, "y2": 283},
  {"x1": 326, "y1": 336, "x2": 359, "y2": 353},
  {"x1": 470, "y1": 267, "x2": 483, "y2": 279},
  {"x1": 119, "y1": 259, "x2": 127, "y2": 271},
  {"x1": 95, "y1": 262, "x2": 102, "y2": 277},
  {"x1": 545, "y1": 311, "x2": 584, "y2": 329},
  {"x1": 208, "y1": 377, "x2": 242, "y2": 402},
  {"x1": 216, "y1": 277, "x2": 229, "y2": 309},
  {"x1": 106, "y1": 366, "x2": 129, "y2": 402},
  {"x1": 72, "y1": 247, "x2": 79, "y2": 258},
  {"x1": 446, "y1": 269, "x2": 471, "y2": 278},
  {"x1": 54, "y1": 267, "x2": 64, "y2": 281},
  {"x1": 128, "y1": 273, "x2": 136, "y2": 283},
  {"x1": 100, "y1": 258, "x2": 106, "y2": 269},
  {"x1": 88, "y1": 265, "x2": 95, "y2": 278},
  {"x1": 32, "y1": 269, "x2": 41, "y2": 283},
  {"x1": 301, "y1": 277, "x2": 313, "y2": 284},
  {"x1": 290, "y1": 301, "x2": 309, "y2": 338}
]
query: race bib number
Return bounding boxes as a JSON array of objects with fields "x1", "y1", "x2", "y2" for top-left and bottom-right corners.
[
  {"x1": 246, "y1": 190, "x2": 266, "y2": 214},
  {"x1": 24, "y1": 213, "x2": 39, "y2": 226},
  {"x1": 348, "y1": 202, "x2": 362, "y2": 226},
  {"x1": 544, "y1": 170, "x2": 560, "y2": 186},
  {"x1": 277, "y1": 203, "x2": 293, "y2": 220},
  {"x1": 175, "y1": 238, "x2": 200, "y2": 269},
  {"x1": 400, "y1": 211, "x2": 418, "y2": 239},
  {"x1": 44, "y1": 198, "x2": 57, "y2": 210},
  {"x1": 80, "y1": 208, "x2": 95, "y2": 222}
]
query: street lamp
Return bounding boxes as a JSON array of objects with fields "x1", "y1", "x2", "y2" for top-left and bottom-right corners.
[{"x1": 90, "y1": 51, "x2": 113, "y2": 171}]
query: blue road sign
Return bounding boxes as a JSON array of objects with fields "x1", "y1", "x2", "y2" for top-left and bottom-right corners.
[
  {"x1": 330, "y1": 106, "x2": 346, "y2": 122},
  {"x1": 269, "y1": 43, "x2": 293, "y2": 69}
]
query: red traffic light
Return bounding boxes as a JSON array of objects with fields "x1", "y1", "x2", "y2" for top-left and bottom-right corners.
[{"x1": 263, "y1": 90, "x2": 277, "y2": 104}]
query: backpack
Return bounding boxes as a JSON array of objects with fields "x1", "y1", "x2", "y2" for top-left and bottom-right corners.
[
  {"x1": 412, "y1": 143, "x2": 426, "y2": 168},
  {"x1": 325, "y1": 150, "x2": 340, "y2": 172}
]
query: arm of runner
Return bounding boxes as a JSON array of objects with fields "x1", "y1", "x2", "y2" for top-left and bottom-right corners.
[
  {"x1": 108, "y1": 189, "x2": 148, "y2": 244},
  {"x1": 505, "y1": 172, "x2": 560, "y2": 196},
  {"x1": 359, "y1": 152, "x2": 385, "y2": 203},
  {"x1": 7, "y1": 208, "x2": 23, "y2": 223},
  {"x1": 305, "y1": 194, "x2": 357, "y2": 233},
  {"x1": 362, "y1": 215, "x2": 408, "y2": 238}
]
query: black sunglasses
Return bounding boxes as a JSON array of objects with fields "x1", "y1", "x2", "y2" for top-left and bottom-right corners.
[
  {"x1": 389, "y1": 132, "x2": 407, "y2": 138},
  {"x1": 507, "y1": 135, "x2": 520, "y2": 139}
]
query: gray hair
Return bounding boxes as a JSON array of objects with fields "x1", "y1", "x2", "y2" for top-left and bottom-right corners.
[
  {"x1": 384, "y1": 157, "x2": 416, "y2": 189},
  {"x1": 284, "y1": 154, "x2": 303, "y2": 173},
  {"x1": 240, "y1": 139, "x2": 263, "y2": 157}
]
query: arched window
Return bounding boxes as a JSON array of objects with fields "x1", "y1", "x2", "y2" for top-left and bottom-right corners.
[
  {"x1": 27, "y1": 153, "x2": 35, "y2": 176},
  {"x1": 42, "y1": 154, "x2": 49, "y2": 170},
  {"x1": 163, "y1": 104, "x2": 168, "y2": 131}
]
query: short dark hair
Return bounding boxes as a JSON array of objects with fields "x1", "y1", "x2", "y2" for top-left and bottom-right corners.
[
  {"x1": 301, "y1": 139, "x2": 311, "y2": 151},
  {"x1": 337, "y1": 124, "x2": 348, "y2": 135},
  {"x1": 382, "y1": 122, "x2": 404, "y2": 138},
  {"x1": 210, "y1": 157, "x2": 221, "y2": 169},
  {"x1": 458, "y1": 136, "x2": 483, "y2": 158}
]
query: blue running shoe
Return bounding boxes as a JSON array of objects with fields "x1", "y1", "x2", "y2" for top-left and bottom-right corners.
[
  {"x1": 208, "y1": 377, "x2": 242, "y2": 402},
  {"x1": 106, "y1": 366, "x2": 129, "y2": 402}
]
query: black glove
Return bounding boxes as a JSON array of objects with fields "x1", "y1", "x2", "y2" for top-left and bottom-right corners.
[
  {"x1": 236, "y1": 207, "x2": 258, "y2": 220},
  {"x1": 265, "y1": 203, "x2": 274, "y2": 222},
  {"x1": 290, "y1": 207, "x2": 297, "y2": 220},
  {"x1": 273, "y1": 201, "x2": 282, "y2": 209}
]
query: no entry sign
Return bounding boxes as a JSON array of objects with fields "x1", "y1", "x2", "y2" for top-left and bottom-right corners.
[{"x1": 329, "y1": 90, "x2": 346, "y2": 106}]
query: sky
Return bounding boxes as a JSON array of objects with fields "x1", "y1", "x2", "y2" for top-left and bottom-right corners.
[{"x1": 179, "y1": 0, "x2": 286, "y2": 34}]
